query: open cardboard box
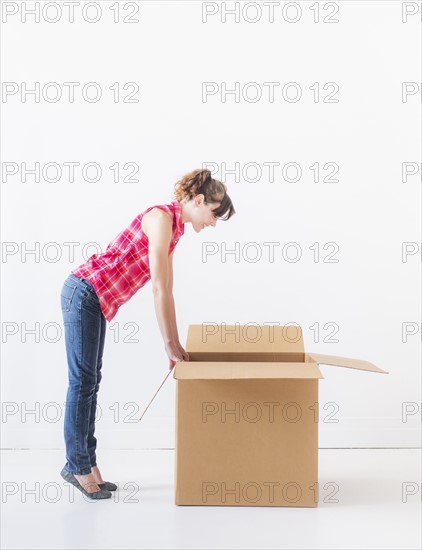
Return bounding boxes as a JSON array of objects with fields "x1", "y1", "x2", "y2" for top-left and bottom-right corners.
[{"x1": 173, "y1": 324, "x2": 388, "y2": 507}]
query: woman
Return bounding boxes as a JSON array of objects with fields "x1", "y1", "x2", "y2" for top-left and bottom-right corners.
[{"x1": 59, "y1": 168, "x2": 236, "y2": 500}]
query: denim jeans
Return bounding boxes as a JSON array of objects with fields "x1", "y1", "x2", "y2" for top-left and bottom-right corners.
[{"x1": 60, "y1": 273, "x2": 106, "y2": 475}]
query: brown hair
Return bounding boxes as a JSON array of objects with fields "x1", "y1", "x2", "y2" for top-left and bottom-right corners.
[{"x1": 173, "y1": 168, "x2": 236, "y2": 221}]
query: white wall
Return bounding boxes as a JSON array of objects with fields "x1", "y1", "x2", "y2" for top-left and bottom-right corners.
[{"x1": 1, "y1": 1, "x2": 420, "y2": 450}]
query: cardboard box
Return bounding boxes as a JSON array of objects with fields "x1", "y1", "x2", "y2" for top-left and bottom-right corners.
[{"x1": 173, "y1": 324, "x2": 388, "y2": 507}]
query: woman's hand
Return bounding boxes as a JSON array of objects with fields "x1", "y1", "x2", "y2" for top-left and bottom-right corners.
[
  {"x1": 165, "y1": 341, "x2": 189, "y2": 371},
  {"x1": 176, "y1": 341, "x2": 189, "y2": 362}
]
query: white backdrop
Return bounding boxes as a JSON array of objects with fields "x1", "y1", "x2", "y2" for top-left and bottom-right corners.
[{"x1": 1, "y1": 1, "x2": 420, "y2": 451}]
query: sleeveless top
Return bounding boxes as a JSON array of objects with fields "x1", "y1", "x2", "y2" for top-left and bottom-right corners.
[{"x1": 71, "y1": 199, "x2": 185, "y2": 322}]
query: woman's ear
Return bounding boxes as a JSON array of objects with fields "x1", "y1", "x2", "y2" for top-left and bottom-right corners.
[{"x1": 194, "y1": 194, "x2": 205, "y2": 207}]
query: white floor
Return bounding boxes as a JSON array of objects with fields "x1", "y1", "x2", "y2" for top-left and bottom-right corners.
[{"x1": 0, "y1": 449, "x2": 420, "y2": 550}]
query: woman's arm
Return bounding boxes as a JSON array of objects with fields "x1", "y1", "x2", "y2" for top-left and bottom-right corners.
[
  {"x1": 146, "y1": 213, "x2": 176, "y2": 347},
  {"x1": 167, "y1": 250, "x2": 180, "y2": 344},
  {"x1": 168, "y1": 250, "x2": 189, "y2": 362},
  {"x1": 143, "y1": 208, "x2": 187, "y2": 366}
]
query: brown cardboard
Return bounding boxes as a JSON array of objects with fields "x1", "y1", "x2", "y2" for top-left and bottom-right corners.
[{"x1": 173, "y1": 324, "x2": 388, "y2": 507}]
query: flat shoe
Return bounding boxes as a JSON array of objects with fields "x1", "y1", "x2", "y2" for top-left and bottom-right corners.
[
  {"x1": 60, "y1": 467, "x2": 112, "y2": 500},
  {"x1": 98, "y1": 481, "x2": 118, "y2": 491}
]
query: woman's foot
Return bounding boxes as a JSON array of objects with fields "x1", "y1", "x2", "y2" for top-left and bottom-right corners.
[
  {"x1": 74, "y1": 472, "x2": 101, "y2": 494},
  {"x1": 60, "y1": 468, "x2": 112, "y2": 499},
  {"x1": 91, "y1": 465, "x2": 118, "y2": 491},
  {"x1": 91, "y1": 465, "x2": 105, "y2": 485}
]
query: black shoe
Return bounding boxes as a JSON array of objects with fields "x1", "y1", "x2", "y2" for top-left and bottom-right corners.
[
  {"x1": 60, "y1": 467, "x2": 112, "y2": 500},
  {"x1": 98, "y1": 481, "x2": 118, "y2": 491}
]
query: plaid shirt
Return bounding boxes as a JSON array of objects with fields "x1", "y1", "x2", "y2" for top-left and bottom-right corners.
[{"x1": 71, "y1": 200, "x2": 185, "y2": 321}]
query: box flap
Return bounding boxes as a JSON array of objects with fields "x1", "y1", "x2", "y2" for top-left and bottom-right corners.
[
  {"x1": 186, "y1": 324, "x2": 304, "y2": 355},
  {"x1": 172, "y1": 361, "x2": 323, "y2": 380},
  {"x1": 306, "y1": 352, "x2": 388, "y2": 374},
  {"x1": 182, "y1": 351, "x2": 304, "y2": 362}
]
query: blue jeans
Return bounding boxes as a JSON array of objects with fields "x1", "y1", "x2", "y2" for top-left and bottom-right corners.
[{"x1": 60, "y1": 273, "x2": 106, "y2": 475}]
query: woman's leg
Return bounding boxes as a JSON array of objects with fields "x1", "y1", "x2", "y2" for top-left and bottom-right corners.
[
  {"x1": 88, "y1": 312, "x2": 107, "y2": 469},
  {"x1": 61, "y1": 274, "x2": 104, "y2": 476}
]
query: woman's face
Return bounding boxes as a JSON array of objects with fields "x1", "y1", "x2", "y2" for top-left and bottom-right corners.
[{"x1": 191, "y1": 195, "x2": 220, "y2": 233}]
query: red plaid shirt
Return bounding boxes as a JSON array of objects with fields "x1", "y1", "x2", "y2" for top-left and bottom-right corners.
[{"x1": 71, "y1": 200, "x2": 185, "y2": 321}]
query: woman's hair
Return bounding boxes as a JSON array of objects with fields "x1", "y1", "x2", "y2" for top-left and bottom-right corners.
[{"x1": 173, "y1": 168, "x2": 236, "y2": 221}]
